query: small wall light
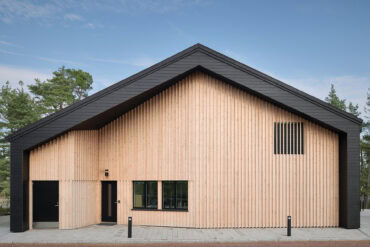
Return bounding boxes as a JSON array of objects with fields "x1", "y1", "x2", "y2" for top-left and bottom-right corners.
[{"x1": 105, "y1": 169, "x2": 109, "y2": 177}]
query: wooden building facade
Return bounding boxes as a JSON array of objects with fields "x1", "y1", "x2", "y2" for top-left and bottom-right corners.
[{"x1": 8, "y1": 44, "x2": 361, "y2": 232}]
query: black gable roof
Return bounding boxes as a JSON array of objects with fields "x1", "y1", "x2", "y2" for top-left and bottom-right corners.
[{"x1": 6, "y1": 43, "x2": 361, "y2": 148}]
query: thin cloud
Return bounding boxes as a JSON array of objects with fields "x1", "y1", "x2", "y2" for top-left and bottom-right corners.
[
  {"x1": 0, "y1": 40, "x2": 22, "y2": 48},
  {"x1": 130, "y1": 57, "x2": 157, "y2": 67},
  {"x1": 90, "y1": 56, "x2": 157, "y2": 67},
  {"x1": 0, "y1": 0, "x2": 208, "y2": 24},
  {"x1": 90, "y1": 58, "x2": 127, "y2": 64},
  {"x1": 36, "y1": 56, "x2": 81, "y2": 65},
  {"x1": 64, "y1": 13, "x2": 83, "y2": 21},
  {"x1": 0, "y1": 64, "x2": 50, "y2": 87},
  {"x1": 0, "y1": 0, "x2": 90, "y2": 26},
  {"x1": 0, "y1": 49, "x2": 82, "y2": 66},
  {"x1": 61, "y1": 0, "x2": 207, "y2": 15},
  {"x1": 0, "y1": 0, "x2": 55, "y2": 23},
  {"x1": 0, "y1": 40, "x2": 12, "y2": 45},
  {"x1": 0, "y1": 49, "x2": 23, "y2": 56},
  {"x1": 84, "y1": 22, "x2": 103, "y2": 29},
  {"x1": 119, "y1": 0, "x2": 205, "y2": 14}
]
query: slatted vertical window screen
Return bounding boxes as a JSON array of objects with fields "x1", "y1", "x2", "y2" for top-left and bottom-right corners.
[{"x1": 274, "y1": 122, "x2": 304, "y2": 154}]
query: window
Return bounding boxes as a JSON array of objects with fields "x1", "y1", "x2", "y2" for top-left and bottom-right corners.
[
  {"x1": 162, "y1": 181, "x2": 188, "y2": 210},
  {"x1": 133, "y1": 181, "x2": 157, "y2": 209},
  {"x1": 274, "y1": 122, "x2": 304, "y2": 154}
]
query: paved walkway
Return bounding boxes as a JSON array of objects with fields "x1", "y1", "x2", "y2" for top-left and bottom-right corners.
[{"x1": 0, "y1": 211, "x2": 369, "y2": 244}]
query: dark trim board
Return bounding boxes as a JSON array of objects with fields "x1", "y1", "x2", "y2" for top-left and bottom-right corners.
[{"x1": 7, "y1": 44, "x2": 361, "y2": 232}]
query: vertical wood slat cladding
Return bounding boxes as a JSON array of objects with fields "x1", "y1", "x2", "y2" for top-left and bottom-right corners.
[
  {"x1": 29, "y1": 130, "x2": 99, "y2": 229},
  {"x1": 59, "y1": 181, "x2": 98, "y2": 229},
  {"x1": 30, "y1": 133, "x2": 73, "y2": 181},
  {"x1": 99, "y1": 71, "x2": 339, "y2": 228},
  {"x1": 30, "y1": 71, "x2": 339, "y2": 228}
]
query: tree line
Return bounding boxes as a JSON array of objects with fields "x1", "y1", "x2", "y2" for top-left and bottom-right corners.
[{"x1": 0, "y1": 69, "x2": 369, "y2": 207}]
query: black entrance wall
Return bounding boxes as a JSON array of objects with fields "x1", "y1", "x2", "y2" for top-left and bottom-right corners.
[
  {"x1": 101, "y1": 181, "x2": 117, "y2": 222},
  {"x1": 33, "y1": 181, "x2": 59, "y2": 222}
]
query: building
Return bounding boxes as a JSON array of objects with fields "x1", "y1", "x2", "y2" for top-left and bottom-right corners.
[{"x1": 7, "y1": 44, "x2": 361, "y2": 232}]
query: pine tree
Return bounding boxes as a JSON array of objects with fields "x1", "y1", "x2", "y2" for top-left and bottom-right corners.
[
  {"x1": 325, "y1": 84, "x2": 347, "y2": 111},
  {"x1": 29, "y1": 66, "x2": 93, "y2": 114},
  {"x1": 0, "y1": 67, "x2": 94, "y2": 199},
  {"x1": 0, "y1": 81, "x2": 42, "y2": 198},
  {"x1": 362, "y1": 89, "x2": 370, "y2": 205},
  {"x1": 348, "y1": 102, "x2": 360, "y2": 117},
  {"x1": 0, "y1": 81, "x2": 42, "y2": 133}
]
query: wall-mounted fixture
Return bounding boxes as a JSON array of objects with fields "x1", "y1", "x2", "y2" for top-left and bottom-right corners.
[{"x1": 105, "y1": 169, "x2": 109, "y2": 177}]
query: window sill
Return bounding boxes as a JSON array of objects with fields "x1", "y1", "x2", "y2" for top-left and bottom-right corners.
[
  {"x1": 132, "y1": 208, "x2": 158, "y2": 211},
  {"x1": 131, "y1": 208, "x2": 188, "y2": 212},
  {"x1": 161, "y1": 209, "x2": 188, "y2": 212}
]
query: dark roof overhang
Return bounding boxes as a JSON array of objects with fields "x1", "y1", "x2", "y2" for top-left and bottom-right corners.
[{"x1": 6, "y1": 43, "x2": 362, "y2": 150}]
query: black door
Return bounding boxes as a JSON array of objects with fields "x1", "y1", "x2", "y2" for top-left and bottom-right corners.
[
  {"x1": 33, "y1": 181, "x2": 59, "y2": 222},
  {"x1": 101, "y1": 181, "x2": 117, "y2": 222}
]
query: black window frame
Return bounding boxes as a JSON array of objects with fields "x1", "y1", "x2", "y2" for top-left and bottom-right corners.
[
  {"x1": 132, "y1": 181, "x2": 158, "y2": 210},
  {"x1": 162, "y1": 181, "x2": 188, "y2": 211}
]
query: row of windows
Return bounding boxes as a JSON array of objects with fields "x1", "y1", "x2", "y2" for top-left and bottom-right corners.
[
  {"x1": 274, "y1": 122, "x2": 304, "y2": 155},
  {"x1": 133, "y1": 181, "x2": 188, "y2": 210}
]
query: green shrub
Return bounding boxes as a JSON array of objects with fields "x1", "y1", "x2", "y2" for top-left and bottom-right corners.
[{"x1": 0, "y1": 207, "x2": 9, "y2": 216}]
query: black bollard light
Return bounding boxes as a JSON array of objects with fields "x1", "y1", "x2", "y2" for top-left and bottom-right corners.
[
  {"x1": 128, "y1": 216, "x2": 132, "y2": 238},
  {"x1": 287, "y1": 216, "x2": 291, "y2": 236}
]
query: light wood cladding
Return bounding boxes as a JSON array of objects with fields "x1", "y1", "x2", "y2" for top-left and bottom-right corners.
[
  {"x1": 30, "y1": 133, "x2": 73, "y2": 181},
  {"x1": 74, "y1": 131, "x2": 99, "y2": 181},
  {"x1": 100, "y1": 71, "x2": 339, "y2": 228},
  {"x1": 30, "y1": 71, "x2": 339, "y2": 229},
  {"x1": 59, "y1": 181, "x2": 99, "y2": 229},
  {"x1": 29, "y1": 130, "x2": 99, "y2": 229},
  {"x1": 30, "y1": 131, "x2": 98, "y2": 181}
]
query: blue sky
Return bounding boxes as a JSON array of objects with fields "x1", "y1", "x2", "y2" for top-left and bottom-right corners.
[{"x1": 0, "y1": 0, "x2": 369, "y2": 115}]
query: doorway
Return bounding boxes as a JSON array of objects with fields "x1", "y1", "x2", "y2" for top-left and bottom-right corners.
[
  {"x1": 101, "y1": 181, "x2": 117, "y2": 222},
  {"x1": 33, "y1": 181, "x2": 59, "y2": 222}
]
